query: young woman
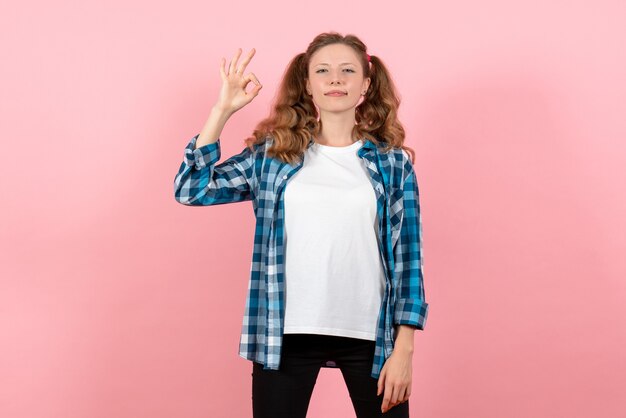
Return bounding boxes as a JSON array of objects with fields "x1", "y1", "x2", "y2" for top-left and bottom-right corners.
[{"x1": 174, "y1": 32, "x2": 429, "y2": 418}]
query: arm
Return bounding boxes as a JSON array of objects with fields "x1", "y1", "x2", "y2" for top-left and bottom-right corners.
[
  {"x1": 173, "y1": 47, "x2": 263, "y2": 206},
  {"x1": 392, "y1": 161, "x2": 429, "y2": 335},
  {"x1": 173, "y1": 133, "x2": 256, "y2": 206}
]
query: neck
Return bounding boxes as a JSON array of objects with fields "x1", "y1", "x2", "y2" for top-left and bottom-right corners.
[{"x1": 316, "y1": 109, "x2": 357, "y2": 146}]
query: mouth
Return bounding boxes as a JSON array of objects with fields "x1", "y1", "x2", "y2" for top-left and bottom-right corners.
[{"x1": 325, "y1": 91, "x2": 347, "y2": 96}]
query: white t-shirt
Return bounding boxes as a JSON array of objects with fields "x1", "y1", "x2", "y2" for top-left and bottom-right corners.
[{"x1": 283, "y1": 139, "x2": 386, "y2": 341}]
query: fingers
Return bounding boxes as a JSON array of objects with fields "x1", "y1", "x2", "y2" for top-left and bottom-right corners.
[
  {"x1": 377, "y1": 368, "x2": 385, "y2": 396},
  {"x1": 391, "y1": 387, "x2": 402, "y2": 406},
  {"x1": 382, "y1": 383, "x2": 410, "y2": 413},
  {"x1": 400, "y1": 386, "x2": 408, "y2": 402},
  {"x1": 225, "y1": 72, "x2": 261, "y2": 111},
  {"x1": 219, "y1": 57, "x2": 226, "y2": 81},
  {"x1": 228, "y1": 48, "x2": 242, "y2": 76},
  {"x1": 382, "y1": 383, "x2": 394, "y2": 413},
  {"x1": 383, "y1": 394, "x2": 401, "y2": 413},
  {"x1": 225, "y1": 48, "x2": 256, "y2": 77},
  {"x1": 245, "y1": 72, "x2": 263, "y2": 96},
  {"x1": 236, "y1": 48, "x2": 256, "y2": 75}
]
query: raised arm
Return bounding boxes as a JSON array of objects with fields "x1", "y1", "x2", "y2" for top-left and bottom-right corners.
[{"x1": 173, "y1": 47, "x2": 263, "y2": 206}]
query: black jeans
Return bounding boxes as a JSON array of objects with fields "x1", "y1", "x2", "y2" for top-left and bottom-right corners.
[{"x1": 251, "y1": 333, "x2": 410, "y2": 418}]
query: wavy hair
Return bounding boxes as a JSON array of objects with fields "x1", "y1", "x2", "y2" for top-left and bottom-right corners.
[{"x1": 243, "y1": 31, "x2": 415, "y2": 165}]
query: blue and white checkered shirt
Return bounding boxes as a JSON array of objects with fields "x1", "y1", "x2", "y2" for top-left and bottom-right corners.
[{"x1": 174, "y1": 133, "x2": 429, "y2": 378}]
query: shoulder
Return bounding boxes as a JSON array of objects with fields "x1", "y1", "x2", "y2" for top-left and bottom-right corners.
[
  {"x1": 375, "y1": 142, "x2": 412, "y2": 170},
  {"x1": 369, "y1": 142, "x2": 411, "y2": 189},
  {"x1": 239, "y1": 135, "x2": 272, "y2": 159}
]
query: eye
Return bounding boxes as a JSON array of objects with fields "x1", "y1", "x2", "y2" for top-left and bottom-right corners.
[{"x1": 315, "y1": 68, "x2": 356, "y2": 73}]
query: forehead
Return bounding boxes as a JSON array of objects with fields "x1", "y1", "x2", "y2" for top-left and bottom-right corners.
[{"x1": 310, "y1": 44, "x2": 359, "y2": 66}]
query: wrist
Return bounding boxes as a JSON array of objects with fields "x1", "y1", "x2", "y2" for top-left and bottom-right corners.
[
  {"x1": 212, "y1": 104, "x2": 233, "y2": 119},
  {"x1": 394, "y1": 324, "x2": 416, "y2": 352}
]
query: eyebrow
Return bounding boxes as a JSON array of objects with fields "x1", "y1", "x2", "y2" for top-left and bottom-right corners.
[{"x1": 314, "y1": 62, "x2": 356, "y2": 66}]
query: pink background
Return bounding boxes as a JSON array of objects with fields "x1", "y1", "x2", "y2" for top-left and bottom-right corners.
[{"x1": 1, "y1": 1, "x2": 625, "y2": 417}]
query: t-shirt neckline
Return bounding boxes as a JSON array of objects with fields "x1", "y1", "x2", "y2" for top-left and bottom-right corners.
[{"x1": 313, "y1": 139, "x2": 363, "y2": 153}]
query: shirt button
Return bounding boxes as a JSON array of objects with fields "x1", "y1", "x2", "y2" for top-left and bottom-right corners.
[{"x1": 283, "y1": 175, "x2": 287, "y2": 179}]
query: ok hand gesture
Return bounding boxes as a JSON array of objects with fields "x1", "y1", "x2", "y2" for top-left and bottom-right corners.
[{"x1": 215, "y1": 48, "x2": 263, "y2": 116}]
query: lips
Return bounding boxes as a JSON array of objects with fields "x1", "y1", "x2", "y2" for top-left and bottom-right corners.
[{"x1": 325, "y1": 90, "x2": 347, "y2": 96}]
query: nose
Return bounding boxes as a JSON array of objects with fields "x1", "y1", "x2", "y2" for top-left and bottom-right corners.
[{"x1": 330, "y1": 70, "x2": 344, "y2": 85}]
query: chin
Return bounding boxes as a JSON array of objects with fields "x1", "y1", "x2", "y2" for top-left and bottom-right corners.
[{"x1": 319, "y1": 101, "x2": 358, "y2": 110}]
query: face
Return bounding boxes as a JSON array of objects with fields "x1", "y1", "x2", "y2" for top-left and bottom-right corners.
[{"x1": 306, "y1": 43, "x2": 371, "y2": 115}]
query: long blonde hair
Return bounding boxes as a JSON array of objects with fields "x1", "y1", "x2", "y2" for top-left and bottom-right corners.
[{"x1": 243, "y1": 31, "x2": 415, "y2": 165}]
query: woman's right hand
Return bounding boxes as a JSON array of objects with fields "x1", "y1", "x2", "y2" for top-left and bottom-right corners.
[{"x1": 214, "y1": 48, "x2": 263, "y2": 116}]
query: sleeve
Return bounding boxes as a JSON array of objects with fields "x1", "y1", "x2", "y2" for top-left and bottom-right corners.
[
  {"x1": 173, "y1": 134, "x2": 256, "y2": 206},
  {"x1": 392, "y1": 159, "x2": 429, "y2": 330}
]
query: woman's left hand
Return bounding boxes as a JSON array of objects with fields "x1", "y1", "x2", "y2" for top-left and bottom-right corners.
[{"x1": 377, "y1": 347, "x2": 412, "y2": 413}]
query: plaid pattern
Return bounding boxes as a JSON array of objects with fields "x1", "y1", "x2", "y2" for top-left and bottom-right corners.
[{"x1": 174, "y1": 133, "x2": 429, "y2": 378}]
